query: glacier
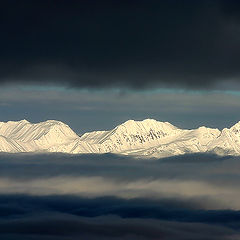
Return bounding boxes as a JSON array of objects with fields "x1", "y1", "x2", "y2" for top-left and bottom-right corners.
[{"x1": 0, "y1": 118, "x2": 239, "y2": 158}]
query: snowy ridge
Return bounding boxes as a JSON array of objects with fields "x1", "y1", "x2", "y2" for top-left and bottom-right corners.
[
  {"x1": 79, "y1": 119, "x2": 181, "y2": 153},
  {"x1": 0, "y1": 120, "x2": 79, "y2": 152},
  {"x1": 0, "y1": 118, "x2": 239, "y2": 158}
]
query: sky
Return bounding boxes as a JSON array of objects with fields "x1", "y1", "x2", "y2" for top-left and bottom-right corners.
[{"x1": 1, "y1": 0, "x2": 240, "y2": 133}]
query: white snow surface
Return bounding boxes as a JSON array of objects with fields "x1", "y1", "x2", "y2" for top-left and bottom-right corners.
[{"x1": 0, "y1": 118, "x2": 239, "y2": 158}]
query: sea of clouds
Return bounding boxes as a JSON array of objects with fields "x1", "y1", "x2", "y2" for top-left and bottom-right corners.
[{"x1": 0, "y1": 153, "x2": 240, "y2": 239}]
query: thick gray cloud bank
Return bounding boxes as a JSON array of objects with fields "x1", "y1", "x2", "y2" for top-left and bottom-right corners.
[
  {"x1": 1, "y1": 0, "x2": 240, "y2": 90},
  {"x1": 1, "y1": 153, "x2": 240, "y2": 239}
]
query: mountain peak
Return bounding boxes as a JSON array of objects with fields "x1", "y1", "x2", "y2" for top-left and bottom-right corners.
[
  {"x1": 229, "y1": 122, "x2": 240, "y2": 137},
  {"x1": 20, "y1": 119, "x2": 29, "y2": 123},
  {"x1": 119, "y1": 119, "x2": 178, "y2": 130},
  {"x1": 0, "y1": 119, "x2": 78, "y2": 147}
]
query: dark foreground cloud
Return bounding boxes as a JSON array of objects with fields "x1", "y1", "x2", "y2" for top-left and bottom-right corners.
[
  {"x1": 1, "y1": 0, "x2": 240, "y2": 89},
  {"x1": 0, "y1": 195, "x2": 239, "y2": 240},
  {"x1": 1, "y1": 214, "x2": 238, "y2": 240}
]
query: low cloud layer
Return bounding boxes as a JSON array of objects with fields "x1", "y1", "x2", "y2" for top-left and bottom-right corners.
[
  {"x1": 0, "y1": 153, "x2": 239, "y2": 209},
  {"x1": 1, "y1": 1, "x2": 240, "y2": 90},
  {"x1": 1, "y1": 153, "x2": 240, "y2": 239}
]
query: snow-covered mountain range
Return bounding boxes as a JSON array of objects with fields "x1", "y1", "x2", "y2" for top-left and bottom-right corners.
[{"x1": 0, "y1": 119, "x2": 240, "y2": 158}]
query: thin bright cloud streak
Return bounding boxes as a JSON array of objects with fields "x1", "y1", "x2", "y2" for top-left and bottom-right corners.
[{"x1": 0, "y1": 176, "x2": 239, "y2": 209}]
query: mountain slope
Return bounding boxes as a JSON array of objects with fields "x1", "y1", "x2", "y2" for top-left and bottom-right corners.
[
  {"x1": 0, "y1": 120, "x2": 79, "y2": 152},
  {"x1": 208, "y1": 121, "x2": 240, "y2": 156},
  {"x1": 0, "y1": 118, "x2": 239, "y2": 158},
  {"x1": 79, "y1": 119, "x2": 182, "y2": 153},
  {"x1": 132, "y1": 126, "x2": 221, "y2": 158}
]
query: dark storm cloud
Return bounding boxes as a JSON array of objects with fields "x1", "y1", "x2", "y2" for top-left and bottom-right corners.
[{"x1": 1, "y1": 0, "x2": 240, "y2": 89}]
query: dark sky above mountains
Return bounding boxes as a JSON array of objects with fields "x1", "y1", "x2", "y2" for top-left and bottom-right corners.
[{"x1": 1, "y1": 0, "x2": 240, "y2": 90}]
